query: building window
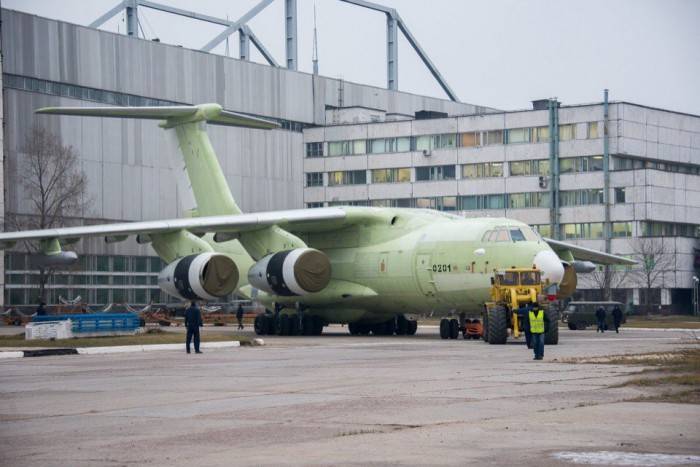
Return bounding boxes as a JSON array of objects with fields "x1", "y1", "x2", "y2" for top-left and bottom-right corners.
[
  {"x1": 507, "y1": 192, "x2": 549, "y2": 209},
  {"x1": 507, "y1": 128, "x2": 530, "y2": 144},
  {"x1": 614, "y1": 187, "x2": 626, "y2": 203},
  {"x1": 559, "y1": 124, "x2": 575, "y2": 141},
  {"x1": 306, "y1": 172, "x2": 323, "y2": 187},
  {"x1": 462, "y1": 162, "x2": 503, "y2": 178},
  {"x1": 612, "y1": 222, "x2": 632, "y2": 237},
  {"x1": 559, "y1": 189, "x2": 604, "y2": 207},
  {"x1": 588, "y1": 122, "x2": 599, "y2": 139},
  {"x1": 509, "y1": 160, "x2": 550, "y2": 176},
  {"x1": 415, "y1": 165, "x2": 456, "y2": 181},
  {"x1": 416, "y1": 196, "x2": 457, "y2": 211},
  {"x1": 562, "y1": 223, "x2": 604, "y2": 239},
  {"x1": 328, "y1": 170, "x2": 366, "y2": 186},
  {"x1": 485, "y1": 130, "x2": 503, "y2": 145},
  {"x1": 460, "y1": 194, "x2": 506, "y2": 210},
  {"x1": 534, "y1": 126, "x2": 550, "y2": 143},
  {"x1": 306, "y1": 142, "x2": 324, "y2": 158},
  {"x1": 532, "y1": 224, "x2": 552, "y2": 238},
  {"x1": 328, "y1": 140, "x2": 365, "y2": 156},
  {"x1": 306, "y1": 202, "x2": 324, "y2": 208},
  {"x1": 371, "y1": 168, "x2": 411, "y2": 183},
  {"x1": 559, "y1": 156, "x2": 603, "y2": 174},
  {"x1": 370, "y1": 198, "x2": 413, "y2": 208},
  {"x1": 460, "y1": 132, "x2": 480, "y2": 147}
]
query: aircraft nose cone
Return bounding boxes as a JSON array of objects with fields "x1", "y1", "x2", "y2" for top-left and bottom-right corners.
[{"x1": 534, "y1": 250, "x2": 565, "y2": 285}]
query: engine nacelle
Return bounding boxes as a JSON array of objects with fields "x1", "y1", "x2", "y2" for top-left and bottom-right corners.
[
  {"x1": 248, "y1": 248, "x2": 331, "y2": 296},
  {"x1": 158, "y1": 253, "x2": 239, "y2": 301}
]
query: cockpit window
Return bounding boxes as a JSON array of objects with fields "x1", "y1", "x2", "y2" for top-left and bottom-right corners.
[
  {"x1": 494, "y1": 229, "x2": 510, "y2": 242},
  {"x1": 521, "y1": 225, "x2": 541, "y2": 242},
  {"x1": 510, "y1": 228, "x2": 526, "y2": 242}
]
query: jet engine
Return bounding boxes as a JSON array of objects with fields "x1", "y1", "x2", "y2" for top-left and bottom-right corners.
[
  {"x1": 247, "y1": 248, "x2": 331, "y2": 296},
  {"x1": 158, "y1": 253, "x2": 239, "y2": 301}
]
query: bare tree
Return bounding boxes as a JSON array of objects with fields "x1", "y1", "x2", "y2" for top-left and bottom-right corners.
[
  {"x1": 630, "y1": 237, "x2": 675, "y2": 313},
  {"x1": 587, "y1": 264, "x2": 631, "y2": 301},
  {"x1": 5, "y1": 126, "x2": 88, "y2": 302}
]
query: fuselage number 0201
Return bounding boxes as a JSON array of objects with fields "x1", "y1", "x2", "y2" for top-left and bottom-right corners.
[{"x1": 431, "y1": 264, "x2": 452, "y2": 273}]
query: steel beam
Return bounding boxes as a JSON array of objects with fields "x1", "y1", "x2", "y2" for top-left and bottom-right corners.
[
  {"x1": 89, "y1": 1, "x2": 126, "y2": 28},
  {"x1": 395, "y1": 13, "x2": 458, "y2": 101},
  {"x1": 239, "y1": 26, "x2": 250, "y2": 61},
  {"x1": 285, "y1": 0, "x2": 298, "y2": 70},
  {"x1": 125, "y1": 0, "x2": 138, "y2": 37},
  {"x1": 138, "y1": 0, "x2": 233, "y2": 26},
  {"x1": 338, "y1": 0, "x2": 393, "y2": 14},
  {"x1": 201, "y1": 0, "x2": 274, "y2": 52},
  {"x1": 248, "y1": 29, "x2": 280, "y2": 67},
  {"x1": 386, "y1": 13, "x2": 398, "y2": 91}
]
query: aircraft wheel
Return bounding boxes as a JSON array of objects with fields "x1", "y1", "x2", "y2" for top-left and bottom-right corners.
[
  {"x1": 395, "y1": 315, "x2": 408, "y2": 335},
  {"x1": 407, "y1": 319, "x2": 418, "y2": 335},
  {"x1": 487, "y1": 306, "x2": 508, "y2": 344},
  {"x1": 359, "y1": 323, "x2": 371, "y2": 335},
  {"x1": 289, "y1": 315, "x2": 300, "y2": 336},
  {"x1": 449, "y1": 319, "x2": 459, "y2": 339},
  {"x1": 439, "y1": 318, "x2": 450, "y2": 339},
  {"x1": 254, "y1": 314, "x2": 267, "y2": 335},
  {"x1": 567, "y1": 322, "x2": 577, "y2": 331},
  {"x1": 348, "y1": 322, "x2": 358, "y2": 335},
  {"x1": 544, "y1": 307, "x2": 559, "y2": 345},
  {"x1": 302, "y1": 315, "x2": 313, "y2": 336},
  {"x1": 278, "y1": 314, "x2": 290, "y2": 336},
  {"x1": 384, "y1": 319, "x2": 396, "y2": 336},
  {"x1": 312, "y1": 316, "x2": 324, "y2": 335}
]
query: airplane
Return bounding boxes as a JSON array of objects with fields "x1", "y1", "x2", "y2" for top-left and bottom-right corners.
[{"x1": 0, "y1": 103, "x2": 635, "y2": 338}]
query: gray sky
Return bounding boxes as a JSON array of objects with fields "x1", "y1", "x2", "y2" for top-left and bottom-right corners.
[{"x1": 5, "y1": 0, "x2": 700, "y2": 114}]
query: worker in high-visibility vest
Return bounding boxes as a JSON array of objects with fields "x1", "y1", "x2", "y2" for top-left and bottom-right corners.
[{"x1": 528, "y1": 300, "x2": 550, "y2": 360}]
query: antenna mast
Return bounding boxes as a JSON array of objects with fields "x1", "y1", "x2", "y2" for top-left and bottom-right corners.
[{"x1": 312, "y1": 2, "x2": 319, "y2": 75}]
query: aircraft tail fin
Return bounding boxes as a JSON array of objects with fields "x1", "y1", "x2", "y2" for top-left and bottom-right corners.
[{"x1": 36, "y1": 104, "x2": 279, "y2": 217}]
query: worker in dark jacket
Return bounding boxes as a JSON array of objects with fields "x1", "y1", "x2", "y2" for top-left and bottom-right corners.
[
  {"x1": 595, "y1": 306, "x2": 606, "y2": 333},
  {"x1": 236, "y1": 303, "x2": 245, "y2": 330},
  {"x1": 612, "y1": 305, "x2": 623, "y2": 333},
  {"x1": 36, "y1": 301, "x2": 47, "y2": 316},
  {"x1": 185, "y1": 301, "x2": 203, "y2": 354},
  {"x1": 516, "y1": 302, "x2": 533, "y2": 349},
  {"x1": 528, "y1": 301, "x2": 550, "y2": 360}
]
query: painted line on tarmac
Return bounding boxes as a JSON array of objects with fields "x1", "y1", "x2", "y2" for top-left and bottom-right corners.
[{"x1": 0, "y1": 341, "x2": 242, "y2": 359}]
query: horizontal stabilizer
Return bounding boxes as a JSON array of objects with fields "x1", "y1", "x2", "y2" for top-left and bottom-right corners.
[{"x1": 36, "y1": 103, "x2": 279, "y2": 130}]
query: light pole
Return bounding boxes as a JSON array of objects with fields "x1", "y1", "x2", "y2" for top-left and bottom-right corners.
[{"x1": 693, "y1": 276, "x2": 699, "y2": 317}]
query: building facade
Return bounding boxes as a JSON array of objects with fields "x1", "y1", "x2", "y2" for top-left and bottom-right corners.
[
  {"x1": 0, "y1": 8, "x2": 485, "y2": 307},
  {"x1": 303, "y1": 103, "x2": 700, "y2": 311}
]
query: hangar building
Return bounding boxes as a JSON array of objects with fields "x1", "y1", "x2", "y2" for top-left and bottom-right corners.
[{"x1": 1, "y1": 7, "x2": 699, "y2": 311}]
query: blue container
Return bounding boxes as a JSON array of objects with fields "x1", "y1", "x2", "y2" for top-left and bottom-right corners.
[{"x1": 33, "y1": 313, "x2": 140, "y2": 333}]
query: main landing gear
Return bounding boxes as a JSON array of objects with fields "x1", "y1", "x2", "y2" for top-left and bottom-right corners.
[
  {"x1": 254, "y1": 304, "x2": 324, "y2": 336},
  {"x1": 347, "y1": 314, "x2": 418, "y2": 336}
]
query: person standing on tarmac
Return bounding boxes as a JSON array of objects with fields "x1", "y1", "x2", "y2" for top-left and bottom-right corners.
[
  {"x1": 528, "y1": 301, "x2": 550, "y2": 360},
  {"x1": 185, "y1": 301, "x2": 203, "y2": 354},
  {"x1": 517, "y1": 302, "x2": 533, "y2": 349},
  {"x1": 236, "y1": 303, "x2": 245, "y2": 330},
  {"x1": 612, "y1": 305, "x2": 623, "y2": 333},
  {"x1": 36, "y1": 301, "x2": 47, "y2": 316},
  {"x1": 595, "y1": 306, "x2": 606, "y2": 333}
]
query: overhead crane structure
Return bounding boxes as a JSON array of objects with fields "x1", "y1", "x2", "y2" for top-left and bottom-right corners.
[{"x1": 90, "y1": 0, "x2": 460, "y2": 102}]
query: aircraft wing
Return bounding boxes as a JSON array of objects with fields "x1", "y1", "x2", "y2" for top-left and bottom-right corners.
[
  {"x1": 0, "y1": 207, "x2": 387, "y2": 249},
  {"x1": 544, "y1": 238, "x2": 636, "y2": 266}
]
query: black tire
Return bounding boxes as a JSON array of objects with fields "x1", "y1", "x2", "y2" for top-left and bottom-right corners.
[
  {"x1": 266, "y1": 315, "x2": 276, "y2": 335},
  {"x1": 407, "y1": 320, "x2": 418, "y2": 335},
  {"x1": 278, "y1": 314, "x2": 290, "y2": 336},
  {"x1": 439, "y1": 318, "x2": 449, "y2": 339},
  {"x1": 567, "y1": 322, "x2": 576, "y2": 331},
  {"x1": 544, "y1": 307, "x2": 559, "y2": 345},
  {"x1": 289, "y1": 315, "x2": 300, "y2": 336},
  {"x1": 384, "y1": 319, "x2": 396, "y2": 336},
  {"x1": 312, "y1": 316, "x2": 324, "y2": 335},
  {"x1": 449, "y1": 319, "x2": 459, "y2": 339},
  {"x1": 302, "y1": 315, "x2": 313, "y2": 336},
  {"x1": 487, "y1": 306, "x2": 508, "y2": 345},
  {"x1": 482, "y1": 312, "x2": 489, "y2": 342},
  {"x1": 359, "y1": 323, "x2": 371, "y2": 335},
  {"x1": 254, "y1": 314, "x2": 267, "y2": 335},
  {"x1": 348, "y1": 322, "x2": 358, "y2": 335},
  {"x1": 395, "y1": 315, "x2": 408, "y2": 335}
]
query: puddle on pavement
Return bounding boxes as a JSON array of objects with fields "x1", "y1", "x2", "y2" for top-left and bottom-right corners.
[{"x1": 552, "y1": 451, "x2": 700, "y2": 465}]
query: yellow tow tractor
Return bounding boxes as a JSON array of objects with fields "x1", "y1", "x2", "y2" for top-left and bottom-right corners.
[{"x1": 481, "y1": 267, "x2": 559, "y2": 345}]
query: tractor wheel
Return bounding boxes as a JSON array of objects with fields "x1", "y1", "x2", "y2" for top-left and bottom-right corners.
[
  {"x1": 544, "y1": 307, "x2": 559, "y2": 345},
  {"x1": 567, "y1": 322, "x2": 577, "y2": 331},
  {"x1": 407, "y1": 319, "x2": 418, "y2": 335},
  {"x1": 487, "y1": 306, "x2": 508, "y2": 345},
  {"x1": 482, "y1": 313, "x2": 489, "y2": 342},
  {"x1": 439, "y1": 318, "x2": 449, "y2": 339},
  {"x1": 395, "y1": 315, "x2": 408, "y2": 335},
  {"x1": 449, "y1": 319, "x2": 459, "y2": 339},
  {"x1": 254, "y1": 314, "x2": 267, "y2": 335}
]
